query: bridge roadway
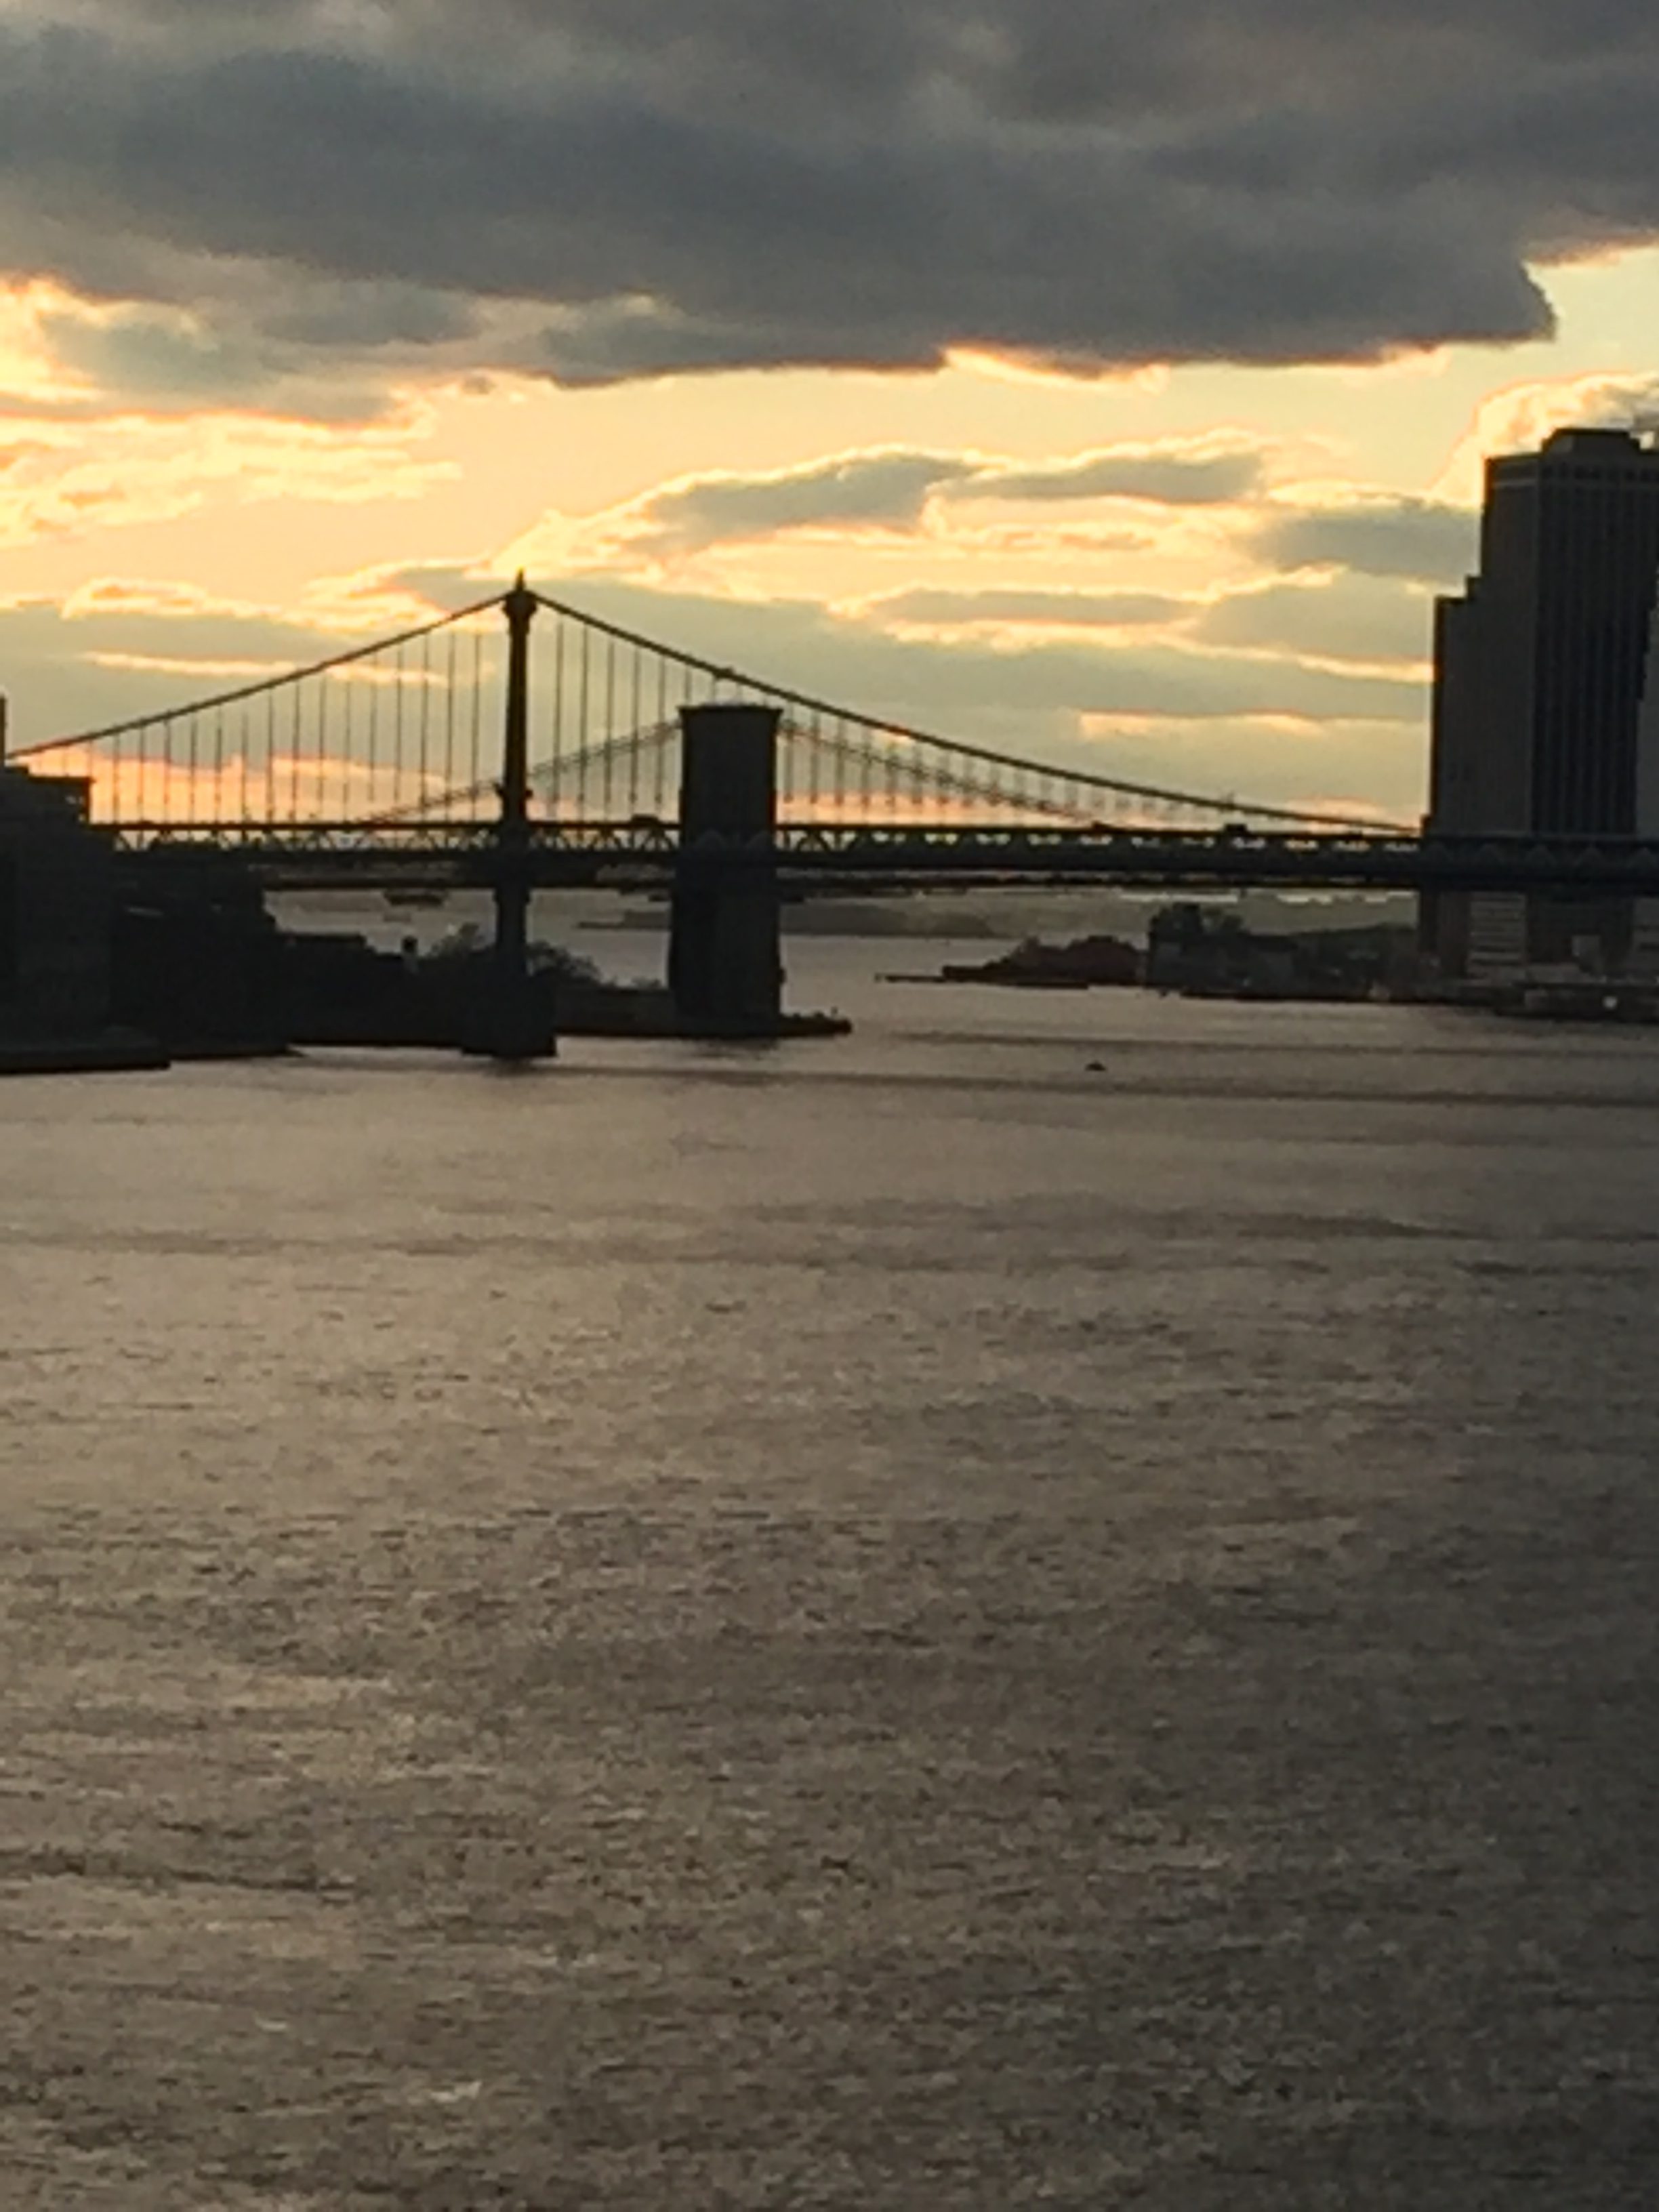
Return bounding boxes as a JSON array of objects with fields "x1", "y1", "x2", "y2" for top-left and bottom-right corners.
[{"x1": 112, "y1": 818, "x2": 1659, "y2": 897}]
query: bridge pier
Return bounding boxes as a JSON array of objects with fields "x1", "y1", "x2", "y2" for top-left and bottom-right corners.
[
  {"x1": 465, "y1": 575, "x2": 556, "y2": 1063},
  {"x1": 669, "y1": 703, "x2": 783, "y2": 1036}
]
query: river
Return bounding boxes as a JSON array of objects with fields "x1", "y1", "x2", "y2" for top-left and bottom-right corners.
[{"x1": 3, "y1": 935, "x2": 1658, "y2": 2207}]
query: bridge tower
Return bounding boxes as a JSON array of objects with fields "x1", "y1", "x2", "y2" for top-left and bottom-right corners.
[
  {"x1": 669, "y1": 702, "x2": 784, "y2": 1035},
  {"x1": 464, "y1": 575, "x2": 556, "y2": 1061}
]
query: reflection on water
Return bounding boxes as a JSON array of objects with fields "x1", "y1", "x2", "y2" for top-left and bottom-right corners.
[{"x1": 3, "y1": 941, "x2": 1658, "y2": 2207}]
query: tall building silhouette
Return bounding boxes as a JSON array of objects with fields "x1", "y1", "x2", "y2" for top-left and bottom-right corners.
[{"x1": 1426, "y1": 427, "x2": 1659, "y2": 975}]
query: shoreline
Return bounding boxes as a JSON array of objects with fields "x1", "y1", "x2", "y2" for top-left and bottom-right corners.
[{"x1": 0, "y1": 1031, "x2": 169, "y2": 1078}]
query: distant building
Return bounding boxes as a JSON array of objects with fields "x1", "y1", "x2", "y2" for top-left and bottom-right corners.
[
  {"x1": 0, "y1": 766, "x2": 115, "y2": 1046},
  {"x1": 1146, "y1": 903, "x2": 1414, "y2": 1000},
  {"x1": 1425, "y1": 427, "x2": 1659, "y2": 977}
]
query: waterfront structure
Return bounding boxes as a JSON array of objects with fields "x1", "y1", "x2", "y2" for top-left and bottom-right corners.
[
  {"x1": 1146, "y1": 903, "x2": 1412, "y2": 999},
  {"x1": 1426, "y1": 426, "x2": 1659, "y2": 976},
  {"x1": 0, "y1": 764, "x2": 117, "y2": 1054},
  {"x1": 669, "y1": 703, "x2": 785, "y2": 1033}
]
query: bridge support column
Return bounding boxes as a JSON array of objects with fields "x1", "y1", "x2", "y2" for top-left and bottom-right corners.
[
  {"x1": 669, "y1": 703, "x2": 783, "y2": 1036},
  {"x1": 465, "y1": 575, "x2": 556, "y2": 1061}
]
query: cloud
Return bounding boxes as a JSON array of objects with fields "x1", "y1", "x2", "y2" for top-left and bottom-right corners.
[
  {"x1": 534, "y1": 438, "x2": 1275, "y2": 570},
  {"x1": 39, "y1": 299, "x2": 304, "y2": 411},
  {"x1": 966, "y1": 444, "x2": 1267, "y2": 506},
  {"x1": 0, "y1": 585, "x2": 361, "y2": 745},
  {"x1": 35, "y1": 288, "x2": 476, "y2": 415},
  {"x1": 590, "y1": 450, "x2": 977, "y2": 557},
  {"x1": 1, "y1": 3, "x2": 1658, "y2": 390},
  {"x1": 1197, "y1": 573, "x2": 1437, "y2": 666},
  {"x1": 61, "y1": 577, "x2": 275, "y2": 624},
  {"x1": 1250, "y1": 495, "x2": 1478, "y2": 583},
  {"x1": 0, "y1": 398, "x2": 454, "y2": 548},
  {"x1": 1435, "y1": 367, "x2": 1659, "y2": 499},
  {"x1": 863, "y1": 588, "x2": 1189, "y2": 631}
]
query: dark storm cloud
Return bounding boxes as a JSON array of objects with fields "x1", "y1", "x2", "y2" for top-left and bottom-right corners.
[
  {"x1": 3, "y1": 2, "x2": 1657, "y2": 388},
  {"x1": 41, "y1": 306, "x2": 290, "y2": 404},
  {"x1": 37, "y1": 287, "x2": 480, "y2": 415}
]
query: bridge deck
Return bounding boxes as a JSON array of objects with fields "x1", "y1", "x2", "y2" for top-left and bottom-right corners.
[{"x1": 107, "y1": 819, "x2": 1659, "y2": 895}]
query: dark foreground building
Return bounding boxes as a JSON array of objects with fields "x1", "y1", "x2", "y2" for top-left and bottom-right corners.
[
  {"x1": 1425, "y1": 426, "x2": 1659, "y2": 977},
  {"x1": 0, "y1": 764, "x2": 117, "y2": 1053}
]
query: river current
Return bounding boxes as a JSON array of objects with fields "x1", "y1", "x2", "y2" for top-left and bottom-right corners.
[{"x1": 3, "y1": 935, "x2": 1658, "y2": 2207}]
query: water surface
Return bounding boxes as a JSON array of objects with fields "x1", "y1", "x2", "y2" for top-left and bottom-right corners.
[{"x1": 3, "y1": 945, "x2": 1658, "y2": 2207}]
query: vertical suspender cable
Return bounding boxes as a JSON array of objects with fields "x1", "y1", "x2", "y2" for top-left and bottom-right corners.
[
  {"x1": 577, "y1": 626, "x2": 592, "y2": 823},
  {"x1": 551, "y1": 615, "x2": 567, "y2": 825},
  {"x1": 367, "y1": 653, "x2": 381, "y2": 820},
  {"x1": 316, "y1": 675, "x2": 329, "y2": 824},
  {"x1": 469, "y1": 626, "x2": 484, "y2": 823},
  {"x1": 392, "y1": 640, "x2": 406, "y2": 815},
  {"x1": 342, "y1": 675, "x2": 356, "y2": 824},
  {"x1": 417, "y1": 630, "x2": 432, "y2": 810},
  {"x1": 628, "y1": 644, "x2": 643, "y2": 819},
  {"x1": 444, "y1": 626, "x2": 458, "y2": 815},
  {"x1": 654, "y1": 652, "x2": 670, "y2": 817},
  {"x1": 289, "y1": 682, "x2": 302, "y2": 823},
  {"x1": 602, "y1": 634, "x2": 617, "y2": 820}
]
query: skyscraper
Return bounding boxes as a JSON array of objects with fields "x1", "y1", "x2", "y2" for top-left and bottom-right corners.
[{"x1": 1426, "y1": 427, "x2": 1659, "y2": 976}]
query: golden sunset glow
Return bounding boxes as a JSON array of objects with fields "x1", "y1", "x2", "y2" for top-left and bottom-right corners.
[{"x1": 4, "y1": 0, "x2": 1658, "y2": 822}]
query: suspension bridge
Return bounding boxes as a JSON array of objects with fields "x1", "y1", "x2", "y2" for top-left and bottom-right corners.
[{"x1": 12, "y1": 578, "x2": 1659, "y2": 1038}]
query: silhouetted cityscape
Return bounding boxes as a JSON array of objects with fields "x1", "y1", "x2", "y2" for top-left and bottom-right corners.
[{"x1": 9, "y1": 430, "x2": 1659, "y2": 1069}]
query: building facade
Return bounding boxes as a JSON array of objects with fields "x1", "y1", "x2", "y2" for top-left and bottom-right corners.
[
  {"x1": 1426, "y1": 427, "x2": 1659, "y2": 976},
  {"x1": 0, "y1": 766, "x2": 115, "y2": 1042}
]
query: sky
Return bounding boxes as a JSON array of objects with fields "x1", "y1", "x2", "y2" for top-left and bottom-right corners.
[{"x1": 3, "y1": 0, "x2": 1659, "y2": 819}]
